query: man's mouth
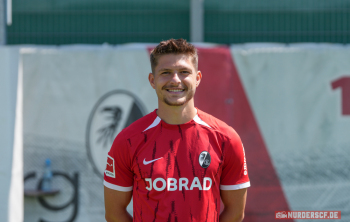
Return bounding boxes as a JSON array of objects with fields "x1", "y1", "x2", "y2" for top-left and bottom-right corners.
[{"x1": 166, "y1": 89, "x2": 185, "y2": 92}]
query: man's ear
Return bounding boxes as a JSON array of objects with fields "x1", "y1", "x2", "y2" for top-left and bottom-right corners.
[
  {"x1": 196, "y1": 70, "x2": 202, "y2": 87},
  {"x1": 148, "y1": 73, "x2": 156, "y2": 89}
]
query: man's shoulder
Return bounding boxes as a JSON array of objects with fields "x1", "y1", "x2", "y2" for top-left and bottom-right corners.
[
  {"x1": 197, "y1": 109, "x2": 239, "y2": 139},
  {"x1": 117, "y1": 109, "x2": 158, "y2": 139}
]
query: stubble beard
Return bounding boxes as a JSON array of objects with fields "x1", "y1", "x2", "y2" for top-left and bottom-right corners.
[{"x1": 163, "y1": 90, "x2": 194, "y2": 107}]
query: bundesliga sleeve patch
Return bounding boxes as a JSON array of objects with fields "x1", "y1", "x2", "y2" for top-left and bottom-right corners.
[{"x1": 105, "y1": 155, "x2": 115, "y2": 178}]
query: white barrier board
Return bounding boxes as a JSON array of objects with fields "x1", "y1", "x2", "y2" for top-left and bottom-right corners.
[
  {"x1": 232, "y1": 44, "x2": 350, "y2": 221},
  {"x1": 0, "y1": 47, "x2": 22, "y2": 222},
  {"x1": 21, "y1": 46, "x2": 156, "y2": 222}
]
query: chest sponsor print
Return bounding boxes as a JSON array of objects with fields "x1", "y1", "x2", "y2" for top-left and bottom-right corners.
[{"x1": 145, "y1": 177, "x2": 212, "y2": 191}]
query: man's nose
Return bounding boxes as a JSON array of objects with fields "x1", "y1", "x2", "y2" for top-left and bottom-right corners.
[{"x1": 170, "y1": 73, "x2": 181, "y2": 84}]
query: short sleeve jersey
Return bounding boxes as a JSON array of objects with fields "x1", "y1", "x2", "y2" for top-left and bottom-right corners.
[{"x1": 104, "y1": 109, "x2": 250, "y2": 222}]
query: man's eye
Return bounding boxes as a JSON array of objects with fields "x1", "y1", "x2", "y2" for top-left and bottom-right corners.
[{"x1": 162, "y1": 72, "x2": 170, "y2": 74}]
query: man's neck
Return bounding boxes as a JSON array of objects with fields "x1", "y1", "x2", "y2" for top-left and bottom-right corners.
[{"x1": 157, "y1": 101, "x2": 197, "y2": 125}]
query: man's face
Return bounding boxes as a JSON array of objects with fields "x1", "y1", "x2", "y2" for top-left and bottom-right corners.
[{"x1": 149, "y1": 54, "x2": 202, "y2": 107}]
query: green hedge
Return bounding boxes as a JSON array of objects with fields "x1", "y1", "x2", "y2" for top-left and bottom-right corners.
[{"x1": 7, "y1": 0, "x2": 350, "y2": 44}]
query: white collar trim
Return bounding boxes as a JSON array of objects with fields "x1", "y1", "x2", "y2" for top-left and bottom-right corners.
[
  {"x1": 193, "y1": 115, "x2": 211, "y2": 128},
  {"x1": 143, "y1": 114, "x2": 211, "y2": 132},
  {"x1": 143, "y1": 116, "x2": 161, "y2": 132}
]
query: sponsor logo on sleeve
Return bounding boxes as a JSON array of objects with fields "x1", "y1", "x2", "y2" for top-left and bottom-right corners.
[
  {"x1": 105, "y1": 155, "x2": 115, "y2": 178},
  {"x1": 243, "y1": 144, "x2": 248, "y2": 175}
]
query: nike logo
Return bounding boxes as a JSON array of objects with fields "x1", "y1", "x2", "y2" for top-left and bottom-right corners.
[{"x1": 143, "y1": 157, "x2": 163, "y2": 165}]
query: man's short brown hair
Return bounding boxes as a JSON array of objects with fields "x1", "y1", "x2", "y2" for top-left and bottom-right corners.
[{"x1": 150, "y1": 38, "x2": 198, "y2": 73}]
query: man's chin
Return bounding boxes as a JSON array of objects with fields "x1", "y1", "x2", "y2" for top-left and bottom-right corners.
[{"x1": 163, "y1": 99, "x2": 188, "y2": 107}]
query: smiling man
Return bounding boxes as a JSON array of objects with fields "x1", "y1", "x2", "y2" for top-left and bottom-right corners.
[{"x1": 104, "y1": 39, "x2": 250, "y2": 222}]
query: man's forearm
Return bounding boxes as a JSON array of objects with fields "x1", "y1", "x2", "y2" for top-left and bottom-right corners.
[
  {"x1": 219, "y1": 209, "x2": 244, "y2": 222},
  {"x1": 105, "y1": 210, "x2": 132, "y2": 222}
]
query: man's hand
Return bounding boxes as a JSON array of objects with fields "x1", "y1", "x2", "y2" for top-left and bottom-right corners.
[
  {"x1": 220, "y1": 188, "x2": 248, "y2": 222},
  {"x1": 104, "y1": 186, "x2": 133, "y2": 222}
]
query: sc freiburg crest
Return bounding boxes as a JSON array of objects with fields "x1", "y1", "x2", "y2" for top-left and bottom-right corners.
[
  {"x1": 199, "y1": 151, "x2": 211, "y2": 168},
  {"x1": 86, "y1": 90, "x2": 146, "y2": 179}
]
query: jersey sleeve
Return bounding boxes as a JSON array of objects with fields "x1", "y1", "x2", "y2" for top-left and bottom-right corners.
[
  {"x1": 220, "y1": 130, "x2": 250, "y2": 190},
  {"x1": 103, "y1": 132, "x2": 134, "y2": 192}
]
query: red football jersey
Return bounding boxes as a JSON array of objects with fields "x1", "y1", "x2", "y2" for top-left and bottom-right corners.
[{"x1": 104, "y1": 109, "x2": 250, "y2": 222}]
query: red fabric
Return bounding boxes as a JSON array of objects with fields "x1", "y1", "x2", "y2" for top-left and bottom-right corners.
[{"x1": 104, "y1": 109, "x2": 250, "y2": 222}]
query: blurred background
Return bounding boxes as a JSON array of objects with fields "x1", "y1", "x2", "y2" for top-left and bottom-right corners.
[
  {"x1": 1, "y1": 0, "x2": 350, "y2": 222},
  {"x1": 2, "y1": 0, "x2": 350, "y2": 44}
]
